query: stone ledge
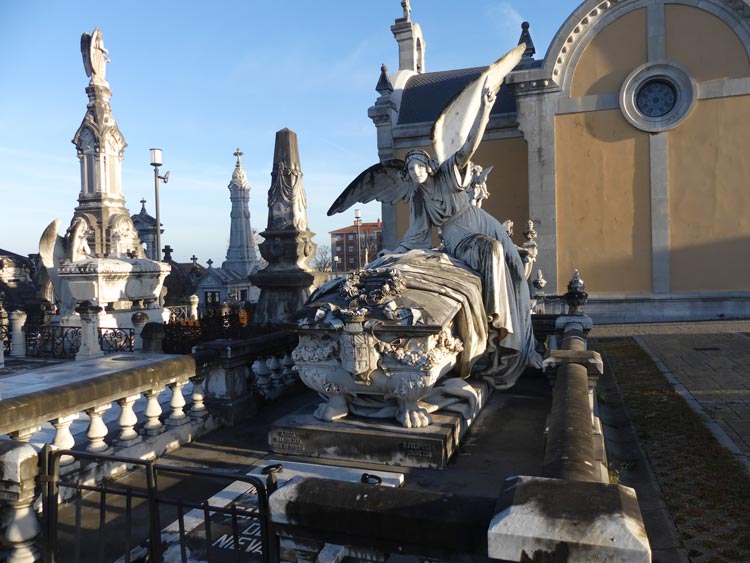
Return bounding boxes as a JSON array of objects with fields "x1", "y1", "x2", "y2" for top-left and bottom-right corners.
[
  {"x1": 488, "y1": 476, "x2": 650, "y2": 562},
  {"x1": 270, "y1": 476, "x2": 495, "y2": 562},
  {"x1": 543, "y1": 349, "x2": 603, "y2": 375}
]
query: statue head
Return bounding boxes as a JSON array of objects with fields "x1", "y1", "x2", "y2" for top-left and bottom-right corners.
[{"x1": 404, "y1": 150, "x2": 437, "y2": 184}]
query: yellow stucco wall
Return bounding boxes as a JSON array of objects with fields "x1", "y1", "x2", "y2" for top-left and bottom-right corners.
[
  {"x1": 666, "y1": 5, "x2": 750, "y2": 82},
  {"x1": 392, "y1": 137, "x2": 529, "y2": 245},
  {"x1": 570, "y1": 9, "x2": 647, "y2": 97},
  {"x1": 555, "y1": 110, "x2": 652, "y2": 293},
  {"x1": 668, "y1": 96, "x2": 750, "y2": 292}
]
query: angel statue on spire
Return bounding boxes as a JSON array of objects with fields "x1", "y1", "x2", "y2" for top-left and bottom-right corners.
[{"x1": 328, "y1": 43, "x2": 540, "y2": 390}]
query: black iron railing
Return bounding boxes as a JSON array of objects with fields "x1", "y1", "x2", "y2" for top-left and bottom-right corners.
[
  {"x1": 163, "y1": 310, "x2": 256, "y2": 354},
  {"x1": 1, "y1": 324, "x2": 9, "y2": 355},
  {"x1": 23, "y1": 326, "x2": 134, "y2": 359},
  {"x1": 41, "y1": 447, "x2": 280, "y2": 563}
]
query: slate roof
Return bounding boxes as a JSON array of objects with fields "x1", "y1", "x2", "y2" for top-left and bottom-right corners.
[{"x1": 396, "y1": 61, "x2": 540, "y2": 126}]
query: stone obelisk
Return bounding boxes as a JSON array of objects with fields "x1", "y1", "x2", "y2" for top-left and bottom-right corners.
[
  {"x1": 251, "y1": 128, "x2": 325, "y2": 325},
  {"x1": 222, "y1": 148, "x2": 260, "y2": 276}
]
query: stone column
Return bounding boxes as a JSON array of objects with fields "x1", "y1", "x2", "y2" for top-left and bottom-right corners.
[
  {"x1": 75, "y1": 301, "x2": 102, "y2": 360},
  {"x1": 514, "y1": 87, "x2": 561, "y2": 294},
  {"x1": 131, "y1": 311, "x2": 149, "y2": 351},
  {"x1": 0, "y1": 441, "x2": 41, "y2": 563},
  {"x1": 9, "y1": 311, "x2": 27, "y2": 358}
]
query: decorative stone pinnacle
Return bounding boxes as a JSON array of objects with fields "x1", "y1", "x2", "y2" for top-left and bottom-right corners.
[
  {"x1": 533, "y1": 269, "x2": 547, "y2": 291},
  {"x1": 376, "y1": 64, "x2": 394, "y2": 94},
  {"x1": 206, "y1": 258, "x2": 213, "y2": 268},
  {"x1": 518, "y1": 21, "x2": 536, "y2": 59},
  {"x1": 564, "y1": 269, "x2": 588, "y2": 315}
]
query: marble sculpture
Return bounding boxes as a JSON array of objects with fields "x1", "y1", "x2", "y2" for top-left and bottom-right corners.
[{"x1": 293, "y1": 44, "x2": 541, "y2": 428}]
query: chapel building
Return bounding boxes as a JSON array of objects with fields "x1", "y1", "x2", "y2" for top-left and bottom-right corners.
[{"x1": 372, "y1": 0, "x2": 750, "y2": 322}]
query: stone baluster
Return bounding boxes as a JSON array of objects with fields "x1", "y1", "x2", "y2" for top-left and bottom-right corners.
[
  {"x1": 51, "y1": 414, "x2": 79, "y2": 465},
  {"x1": 167, "y1": 380, "x2": 188, "y2": 426},
  {"x1": 85, "y1": 404, "x2": 112, "y2": 453},
  {"x1": 9, "y1": 310, "x2": 27, "y2": 358},
  {"x1": 8, "y1": 426, "x2": 40, "y2": 443},
  {"x1": 252, "y1": 358, "x2": 271, "y2": 398},
  {"x1": 115, "y1": 395, "x2": 143, "y2": 447},
  {"x1": 143, "y1": 388, "x2": 164, "y2": 436},
  {"x1": 268, "y1": 356, "x2": 284, "y2": 398},
  {"x1": 0, "y1": 441, "x2": 41, "y2": 563},
  {"x1": 281, "y1": 353, "x2": 296, "y2": 387},
  {"x1": 189, "y1": 374, "x2": 207, "y2": 417}
]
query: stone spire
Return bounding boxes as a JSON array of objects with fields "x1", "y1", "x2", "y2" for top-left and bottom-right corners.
[
  {"x1": 71, "y1": 28, "x2": 142, "y2": 258},
  {"x1": 222, "y1": 148, "x2": 260, "y2": 276},
  {"x1": 251, "y1": 128, "x2": 325, "y2": 325}
]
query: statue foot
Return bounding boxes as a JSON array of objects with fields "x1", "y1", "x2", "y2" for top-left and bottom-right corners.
[
  {"x1": 397, "y1": 404, "x2": 431, "y2": 428},
  {"x1": 314, "y1": 395, "x2": 349, "y2": 422}
]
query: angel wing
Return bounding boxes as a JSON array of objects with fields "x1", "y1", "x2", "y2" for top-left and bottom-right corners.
[
  {"x1": 81, "y1": 32, "x2": 93, "y2": 78},
  {"x1": 477, "y1": 165, "x2": 493, "y2": 184},
  {"x1": 327, "y1": 159, "x2": 410, "y2": 216},
  {"x1": 39, "y1": 219, "x2": 66, "y2": 269},
  {"x1": 432, "y1": 44, "x2": 526, "y2": 164}
]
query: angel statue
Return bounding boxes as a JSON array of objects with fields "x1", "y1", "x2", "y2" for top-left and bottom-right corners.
[
  {"x1": 81, "y1": 27, "x2": 110, "y2": 85},
  {"x1": 328, "y1": 43, "x2": 540, "y2": 390}
]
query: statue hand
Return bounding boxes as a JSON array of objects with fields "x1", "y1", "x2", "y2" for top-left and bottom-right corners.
[{"x1": 483, "y1": 86, "x2": 496, "y2": 106}]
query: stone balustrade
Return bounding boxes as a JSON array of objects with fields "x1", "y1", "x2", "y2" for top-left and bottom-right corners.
[
  {"x1": 0, "y1": 328, "x2": 301, "y2": 561},
  {"x1": 0, "y1": 352, "x2": 216, "y2": 459}
]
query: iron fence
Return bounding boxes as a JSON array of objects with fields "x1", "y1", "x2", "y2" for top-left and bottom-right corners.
[
  {"x1": 163, "y1": 310, "x2": 255, "y2": 354},
  {"x1": 41, "y1": 446, "x2": 280, "y2": 563},
  {"x1": 1, "y1": 323, "x2": 9, "y2": 355},
  {"x1": 24, "y1": 326, "x2": 134, "y2": 359}
]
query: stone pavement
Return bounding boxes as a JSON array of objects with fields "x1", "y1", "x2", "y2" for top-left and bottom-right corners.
[{"x1": 592, "y1": 320, "x2": 750, "y2": 471}]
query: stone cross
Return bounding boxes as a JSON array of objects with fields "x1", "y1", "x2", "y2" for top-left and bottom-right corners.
[
  {"x1": 234, "y1": 148, "x2": 244, "y2": 165},
  {"x1": 163, "y1": 245, "x2": 173, "y2": 261},
  {"x1": 207, "y1": 259, "x2": 214, "y2": 268},
  {"x1": 191, "y1": 255, "x2": 198, "y2": 265}
]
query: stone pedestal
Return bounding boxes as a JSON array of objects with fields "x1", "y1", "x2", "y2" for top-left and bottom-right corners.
[
  {"x1": 269, "y1": 380, "x2": 489, "y2": 469},
  {"x1": 75, "y1": 301, "x2": 102, "y2": 359},
  {"x1": 9, "y1": 311, "x2": 27, "y2": 358},
  {"x1": 131, "y1": 311, "x2": 149, "y2": 351}
]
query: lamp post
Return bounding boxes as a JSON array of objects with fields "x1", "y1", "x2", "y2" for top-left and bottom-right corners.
[
  {"x1": 354, "y1": 208, "x2": 362, "y2": 269},
  {"x1": 149, "y1": 149, "x2": 170, "y2": 262}
]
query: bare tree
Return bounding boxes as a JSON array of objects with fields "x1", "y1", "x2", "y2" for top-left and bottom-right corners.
[{"x1": 313, "y1": 244, "x2": 333, "y2": 272}]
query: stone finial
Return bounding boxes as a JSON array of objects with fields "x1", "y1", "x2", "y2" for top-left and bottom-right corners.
[
  {"x1": 140, "y1": 198, "x2": 147, "y2": 211},
  {"x1": 523, "y1": 220, "x2": 537, "y2": 241},
  {"x1": 564, "y1": 270, "x2": 588, "y2": 315},
  {"x1": 234, "y1": 147, "x2": 244, "y2": 165},
  {"x1": 162, "y1": 245, "x2": 173, "y2": 262},
  {"x1": 190, "y1": 255, "x2": 198, "y2": 265},
  {"x1": 518, "y1": 21, "x2": 536, "y2": 59},
  {"x1": 533, "y1": 269, "x2": 547, "y2": 292},
  {"x1": 376, "y1": 64, "x2": 394, "y2": 94},
  {"x1": 206, "y1": 258, "x2": 214, "y2": 268}
]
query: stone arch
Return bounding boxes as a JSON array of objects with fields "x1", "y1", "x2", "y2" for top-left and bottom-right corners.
[{"x1": 543, "y1": 0, "x2": 750, "y2": 94}]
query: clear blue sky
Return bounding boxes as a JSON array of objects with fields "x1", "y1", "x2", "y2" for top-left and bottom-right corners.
[{"x1": 0, "y1": 0, "x2": 580, "y2": 263}]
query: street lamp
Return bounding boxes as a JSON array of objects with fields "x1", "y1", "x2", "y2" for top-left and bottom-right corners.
[
  {"x1": 354, "y1": 208, "x2": 362, "y2": 269},
  {"x1": 149, "y1": 148, "x2": 169, "y2": 262},
  {"x1": 333, "y1": 255, "x2": 339, "y2": 273}
]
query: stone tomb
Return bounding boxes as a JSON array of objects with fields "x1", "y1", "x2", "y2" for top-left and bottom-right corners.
[{"x1": 269, "y1": 380, "x2": 489, "y2": 469}]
